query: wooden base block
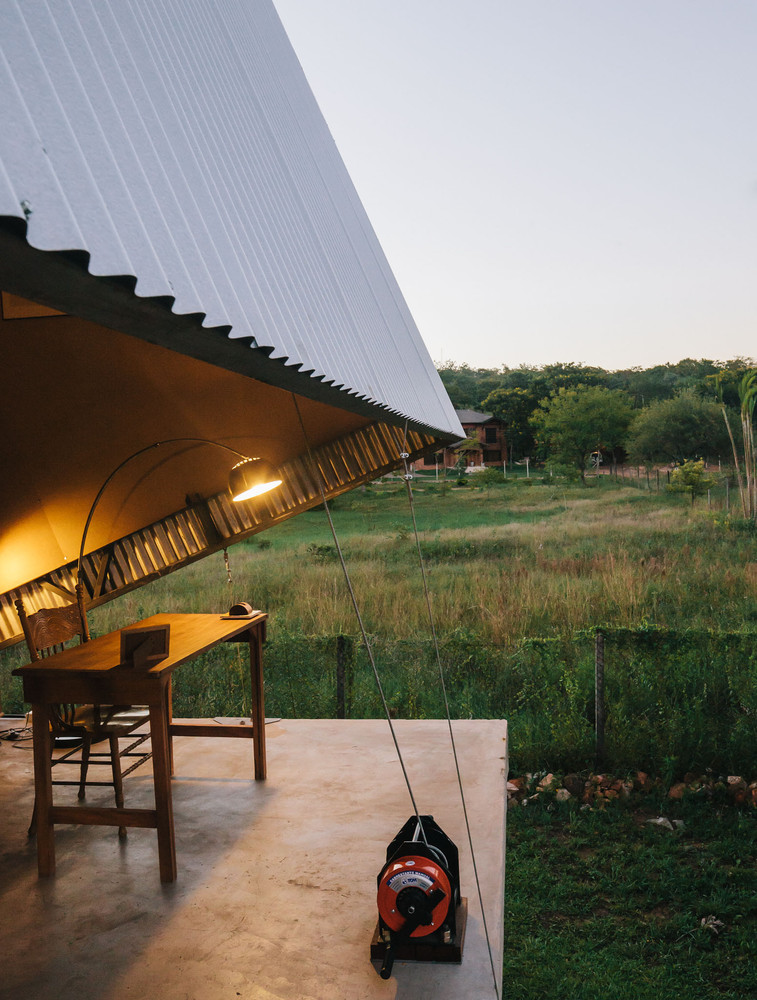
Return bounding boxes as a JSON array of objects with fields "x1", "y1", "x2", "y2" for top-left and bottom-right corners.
[{"x1": 370, "y1": 898, "x2": 467, "y2": 965}]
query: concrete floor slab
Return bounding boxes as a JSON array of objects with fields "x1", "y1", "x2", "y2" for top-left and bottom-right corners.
[{"x1": 0, "y1": 719, "x2": 506, "y2": 1000}]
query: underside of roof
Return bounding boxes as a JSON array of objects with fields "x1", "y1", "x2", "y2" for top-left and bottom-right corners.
[
  {"x1": 0, "y1": 0, "x2": 460, "y2": 439},
  {"x1": 0, "y1": 0, "x2": 462, "y2": 647}
]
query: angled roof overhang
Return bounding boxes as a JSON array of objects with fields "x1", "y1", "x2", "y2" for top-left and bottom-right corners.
[{"x1": 0, "y1": 0, "x2": 462, "y2": 646}]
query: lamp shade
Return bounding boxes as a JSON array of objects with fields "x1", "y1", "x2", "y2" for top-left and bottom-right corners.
[{"x1": 229, "y1": 457, "x2": 282, "y2": 502}]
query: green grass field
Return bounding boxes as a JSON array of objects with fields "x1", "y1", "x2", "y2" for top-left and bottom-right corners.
[
  {"x1": 93, "y1": 473, "x2": 757, "y2": 639},
  {"x1": 3, "y1": 475, "x2": 757, "y2": 999},
  {"x1": 3, "y1": 476, "x2": 757, "y2": 776}
]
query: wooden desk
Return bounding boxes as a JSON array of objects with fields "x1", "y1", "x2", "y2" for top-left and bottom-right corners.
[{"x1": 13, "y1": 612, "x2": 267, "y2": 883}]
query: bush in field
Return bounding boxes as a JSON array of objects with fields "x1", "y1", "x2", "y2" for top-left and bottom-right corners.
[
  {"x1": 667, "y1": 459, "x2": 716, "y2": 505},
  {"x1": 544, "y1": 460, "x2": 582, "y2": 482},
  {"x1": 468, "y1": 467, "x2": 505, "y2": 489}
]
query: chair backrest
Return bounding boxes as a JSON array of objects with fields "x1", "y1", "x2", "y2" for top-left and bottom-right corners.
[
  {"x1": 15, "y1": 589, "x2": 89, "y2": 661},
  {"x1": 14, "y1": 591, "x2": 106, "y2": 736}
]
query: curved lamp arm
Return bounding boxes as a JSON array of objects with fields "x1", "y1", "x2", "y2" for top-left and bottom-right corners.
[{"x1": 76, "y1": 437, "x2": 281, "y2": 589}]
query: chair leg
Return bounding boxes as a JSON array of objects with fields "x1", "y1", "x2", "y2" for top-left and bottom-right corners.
[
  {"x1": 109, "y1": 734, "x2": 127, "y2": 839},
  {"x1": 78, "y1": 734, "x2": 92, "y2": 799}
]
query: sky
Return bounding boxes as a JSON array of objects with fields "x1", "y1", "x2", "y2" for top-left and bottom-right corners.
[{"x1": 273, "y1": 0, "x2": 757, "y2": 372}]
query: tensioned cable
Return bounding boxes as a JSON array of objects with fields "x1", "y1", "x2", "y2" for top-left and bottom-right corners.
[
  {"x1": 396, "y1": 421, "x2": 501, "y2": 1000},
  {"x1": 222, "y1": 547, "x2": 252, "y2": 717},
  {"x1": 291, "y1": 396, "x2": 428, "y2": 847}
]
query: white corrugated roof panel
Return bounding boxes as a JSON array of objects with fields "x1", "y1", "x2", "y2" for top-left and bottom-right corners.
[{"x1": 0, "y1": 0, "x2": 461, "y2": 439}]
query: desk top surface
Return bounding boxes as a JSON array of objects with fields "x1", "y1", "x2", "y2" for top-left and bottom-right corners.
[{"x1": 13, "y1": 612, "x2": 267, "y2": 678}]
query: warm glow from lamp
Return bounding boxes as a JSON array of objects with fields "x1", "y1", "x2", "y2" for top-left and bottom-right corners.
[
  {"x1": 229, "y1": 457, "x2": 283, "y2": 502},
  {"x1": 77, "y1": 440, "x2": 283, "y2": 588}
]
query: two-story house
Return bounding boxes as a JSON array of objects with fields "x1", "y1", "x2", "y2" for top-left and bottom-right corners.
[{"x1": 416, "y1": 409, "x2": 507, "y2": 473}]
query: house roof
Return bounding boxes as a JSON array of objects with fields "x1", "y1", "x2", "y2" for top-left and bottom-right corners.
[
  {"x1": 0, "y1": 0, "x2": 460, "y2": 440},
  {"x1": 0, "y1": 0, "x2": 462, "y2": 645},
  {"x1": 455, "y1": 409, "x2": 497, "y2": 425}
]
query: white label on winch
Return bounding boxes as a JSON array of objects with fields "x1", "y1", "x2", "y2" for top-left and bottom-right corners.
[{"x1": 387, "y1": 871, "x2": 434, "y2": 893}]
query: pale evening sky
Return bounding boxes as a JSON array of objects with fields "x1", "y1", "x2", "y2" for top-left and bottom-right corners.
[{"x1": 273, "y1": 1, "x2": 757, "y2": 372}]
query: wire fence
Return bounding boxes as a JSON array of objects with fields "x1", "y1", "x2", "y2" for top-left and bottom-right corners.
[
  {"x1": 245, "y1": 625, "x2": 757, "y2": 779},
  {"x1": 3, "y1": 624, "x2": 754, "y2": 780}
]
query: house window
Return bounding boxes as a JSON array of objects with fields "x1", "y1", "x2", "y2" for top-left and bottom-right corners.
[
  {"x1": 486, "y1": 450, "x2": 502, "y2": 463},
  {"x1": 484, "y1": 426, "x2": 497, "y2": 444}
]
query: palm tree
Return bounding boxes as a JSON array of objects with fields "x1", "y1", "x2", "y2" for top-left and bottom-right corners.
[{"x1": 717, "y1": 371, "x2": 757, "y2": 519}]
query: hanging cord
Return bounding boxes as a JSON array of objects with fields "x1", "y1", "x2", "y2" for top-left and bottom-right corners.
[
  {"x1": 223, "y1": 547, "x2": 233, "y2": 593},
  {"x1": 222, "y1": 546, "x2": 251, "y2": 716},
  {"x1": 398, "y1": 423, "x2": 501, "y2": 1000},
  {"x1": 292, "y1": 396, "x2": 428, "y2": 847}
]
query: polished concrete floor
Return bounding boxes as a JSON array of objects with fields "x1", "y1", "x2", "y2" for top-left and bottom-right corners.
[{"x1": 0, "y1": 719, "x2": 506, "y2": 1000}]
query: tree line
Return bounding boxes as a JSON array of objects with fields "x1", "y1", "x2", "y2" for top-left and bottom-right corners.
[{"x1": 438, "y1": 358, "x2": 756, "y2": 490}]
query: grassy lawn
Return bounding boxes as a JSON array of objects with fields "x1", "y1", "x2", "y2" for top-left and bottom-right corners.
[
  {"x1": 9, "y1": 473, "x2": 750, "y2": 642},
  {"x1": 505, "y1": 793, "x2": 757, "y2": 999}
]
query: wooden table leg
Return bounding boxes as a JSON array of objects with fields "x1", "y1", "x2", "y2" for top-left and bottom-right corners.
[
  {"x1": 31, "y1": 701, "x2": 55, "y2": 877},
  {"x1": 166, "y1": 676, "x2": 174, "y2": 777},
  {"x1": 149, "y1": 700, "x2": 177, "y2": 883},
  {"x1": 249, "y1": 626, "x2": 266, "y2": 780}
]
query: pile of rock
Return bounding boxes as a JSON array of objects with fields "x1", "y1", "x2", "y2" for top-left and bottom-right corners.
[{"x1": 506, "y1": 771, "x2": 757, "y2": 808}]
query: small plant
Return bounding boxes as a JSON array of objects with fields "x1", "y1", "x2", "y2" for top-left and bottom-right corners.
[
  {"x1": 667, "y1": 459, "x2": 716, "y2": 505},
  {"x1": 545, "y1": 460, "x2": 582, "y2": 483},
  {"x1": 468, "y1": 466, "x2": 503, "y2": 486},
  {"x1": 306, "y1": 542, "x2": 336, "y2": 562}
]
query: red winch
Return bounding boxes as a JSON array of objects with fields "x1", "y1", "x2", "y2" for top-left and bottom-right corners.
[{"x1": 371, "y1": 815, "x2": 466, "y2": 980}]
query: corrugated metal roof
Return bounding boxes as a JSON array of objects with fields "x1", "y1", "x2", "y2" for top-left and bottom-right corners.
[{"x1": 0, "y1": 0, "x2": 461, "y2": 440}]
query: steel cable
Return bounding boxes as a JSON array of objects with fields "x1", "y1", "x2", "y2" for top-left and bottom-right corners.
[
  {"x1": 396, "y1": 421, "x2": 501, "y2": 1000},
  {"x1": 292, "y1": 396, "x2": 428, "y2": 847}
]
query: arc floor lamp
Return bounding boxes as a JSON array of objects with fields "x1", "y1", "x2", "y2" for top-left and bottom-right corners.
[{"x1": 75, "y1": 437, "x2": 282, "y2": 600}]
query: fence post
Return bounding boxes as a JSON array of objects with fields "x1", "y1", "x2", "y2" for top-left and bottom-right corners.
[
  {"x1": 595, "y1": 631, "x2": 606, "y2": 770},
  {"x1": 336, "y1": 635, "x2": 353, "y2": 719}
]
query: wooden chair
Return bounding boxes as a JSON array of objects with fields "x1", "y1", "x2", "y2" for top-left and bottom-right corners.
[{"x1": 15, "y1": 590, "x2": 151, "y2": 838}]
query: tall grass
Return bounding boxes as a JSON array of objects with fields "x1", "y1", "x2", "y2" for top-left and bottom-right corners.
[{"x1": 3, "y1": 478, "x2": 756, "y2": 776}]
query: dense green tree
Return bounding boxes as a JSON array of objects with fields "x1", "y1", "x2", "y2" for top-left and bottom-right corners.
[
  {"x1": 532, "y1": 386, "x2": 634, "y2": 481},
  {"x1": 706, "y1": 359, "x2": 757, "y2": 408},
  {"x1": 480, "y1": 386, "x2": 539, "y2": 459},
  {"x1": 609, "y1": 365, "x2": 683, "y2": 405},
  {"x1": 437, "y1": 363, "x2": 503, "y2": 410},
  {"x1": 610, "y1": 358, "x2": 756, "y2": 406},
  {"x1": 625, "y1": 390, "x2": 731, "y2": 466},
  {"x1": 437, "y1": 357, "x2": 756, "y2": 424},
  {"x1": 536, "y1": 362, "x2": 609, "y2": 394}
]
